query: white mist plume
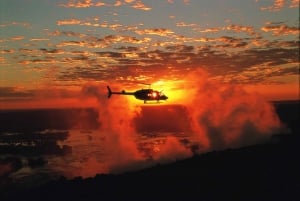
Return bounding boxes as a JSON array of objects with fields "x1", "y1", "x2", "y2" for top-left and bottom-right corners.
[
  {"x1": 184, "y1": 69, "x2": 282, "y2": 152},
  {"x1": 78, "y1": 69, "x2": 282, "y2": 175}
]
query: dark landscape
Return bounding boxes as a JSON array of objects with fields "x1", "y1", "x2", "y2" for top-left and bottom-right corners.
[{"x1": 1, "y1": 100, "x2": 299, "y2": 201}]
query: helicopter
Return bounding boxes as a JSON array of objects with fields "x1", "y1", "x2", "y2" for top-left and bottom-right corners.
[{"x1": 107, "y1": 84, "x2": 168, "y2": 103}]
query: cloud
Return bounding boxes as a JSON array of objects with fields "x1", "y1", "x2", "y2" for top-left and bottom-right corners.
[
  {"x1": 10, "y1": 36, "x2": 25, "y2": 41},
  {"x1": 39, "y1": 48, "x2": 64, "y2": 54},
  {"x1": 59, "y1": 0, "x2": 95, "y2": 8},
  {"x1": 0, "y1": 50, "x2": 14, "y2": 54},
  {"x1": 135, "y1": 28, "x2": 174, "y2": 36},
  {"x1": 101, "y1": 35, "x2": 150, "y2": 44},
  {"x1": 0, "y1": 57, "x2": 7, "y2": 64},
  {"x1": 166, "y1": 0, "x2": 190, "y2": 5},
  {"x1": 183, "y1": 0, "x2": 190, "y2": 5},
  {"x1": 176, "y1": 22, "x2": 197, "y2": 27},
  {"x1": 30, "y1": 38, "x2": 50, "y2": 41},
  {"x1": 225, "y1": 24, "x2": 257, "y2": 36},
  {"x1": 56, "y1": 34, "x2": 151, "y2": 49},
  {"x1": 9, "y1": 22, "x2": 297, "y2": 87},
  {"x1": 57, "y1": 18, "x2": 81, "y2": 25},
  {"x1": 261, "y1": 24, "x2": 299, "y2": 36},
  {"x1": 48, "y1": 30, "x2": 86, "y2": 38},
  {"x1": 56, "y1": 17, "x2": 125, "y2": 30},
  {"x1": 59, "y1": 0, "x2": 151, "y2": 10},
  {"x1": 131, "y1": 1, "x2": 152, "y2": 10},
  {"x1": 52, "y1": 38, "x2": 299, "y2": 85},
  {"x1": 198, "y1": 27, "x2": 221, "y2": 33},
  {"x1": 0, "y1": 87, "x2": 34, "y2": 98},
  {"x1": 260, "y1": 0, "x2": 285, "y2": 11},
  {"x1": 217, "y1": 36, "x2": 248, "y2": 48},
  {"x1": 57, "y1": 40, "x2": 89, "y2": 48},
  {"x1": 290, "y1": 0, "x2": 299, "y2": 8},
  {"x1": 94, "y1": 1, "x2": 106, "y2": 7},
  {"x1": 165, "y1": 44, "x2": 194, "y2": 52},
  {"x1": 0, "y1": 21, "x2": 31, "y2": 28},
  {"x1": 111, "y1": 1, "x2": 120, "y2": 6},
  {"x1": 18, "y1": 48, "x2": 35, "y2": 54},
  {"x1": 259, "y1": 0, "x2": 299, "y2": 11}
]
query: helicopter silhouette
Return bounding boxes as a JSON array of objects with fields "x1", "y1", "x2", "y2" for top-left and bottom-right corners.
[{"x1": 107, "y1": 84, "x2": 168, "y2": 103}]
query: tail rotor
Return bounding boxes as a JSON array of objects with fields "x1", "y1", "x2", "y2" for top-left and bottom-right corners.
[{"x1": 107, "y1": 86, "x2": 112, "y2": 98}]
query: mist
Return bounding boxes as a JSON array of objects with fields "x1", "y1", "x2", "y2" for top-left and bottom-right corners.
[{"x1": 79, "y1": 69, "x2": 282, "y2": 175}]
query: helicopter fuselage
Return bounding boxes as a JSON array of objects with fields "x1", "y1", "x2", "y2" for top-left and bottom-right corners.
[{"x1": 107, "y1": 86, "x2": 168, "y2": 103}]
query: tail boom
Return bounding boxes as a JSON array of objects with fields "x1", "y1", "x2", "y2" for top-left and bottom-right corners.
[{"x1": 107, "y1": 86, "x2": 134, "y2": 98}]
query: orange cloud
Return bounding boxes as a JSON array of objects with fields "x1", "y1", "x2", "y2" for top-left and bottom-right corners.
[
  {"x1": 261, "y1": 24, "x2": 299, "y2": 36},
  {"x1": 290, "y1": 0, "x2": 299, "y2": 7},
  {"x1": 57, "y1": 41, "x2": 88, "y2": 48},
  {"x1": 29, "y1": 38, "x2": 50, "y2": 41},
  {"x1": 56, "y1": 18, "x2": 125, "y2": 31},
  {"x1": 60, "y1": 0, "x2": 94, "y2": 8},
  {"x1": 0, "y1": 57, "x2": 6, "y2": 64},
  {"x1": 198, "y1": 27, "x2": 221, "y2": 33},
  {"x1": 0, "y1": 21, "x2": 31, "y2": 28},
  {"x1": 125, "y1": 0, "x2": 135, "y2": 3},
  {"x1": 131, "y1": 1, "x2": 152, "y2": 10},
  {"x1": 260, "y1": 0, "x2": 285, "y2": 11},
  {"x1": 59, "y1": 0, "x2": 150, "y2": 10},
  {"x1": 47, "y1": 30, "x2": 83, "y2": 38},
  {"x1": 57, "y1": 18, "x2": 81, "y2": 25},
  {"x1": 10, "y1": 36, "x2": 24, "y2": 41},
  {"x1": 176, "y1": 22, "x2": 197, "y2": 27},
  {"x1": 135, "y1": 28, "x2": 174, "y2": 36},
  {"x1": 0, "y1": 50, "x2": 14, "y2": 54},
  {"x1": 94, "y1": 1, "x2": 106, "y2": 7},
  {"x1": 183, "y1": 0, "x2": 190, "y2": 5},
  {"x1": 225, "y1": 24, "x2": 257, "y2": 36}
]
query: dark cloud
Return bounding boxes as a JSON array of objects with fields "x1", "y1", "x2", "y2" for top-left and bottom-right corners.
[
  {"x1": 54, "y1": 40, "x2": 299, "y2": 84},
  {"x1": 40, "y1": 48, "x2": 63, "y2": 54},
  {"x1": 115, "y1": 46, "x2": 140, "y2": 52},
  {"x1": 6, "y1": 20, "x2": 298, "y2": 86},
  {"x1": 95, "y1": 51, "x2": 124, "y2": 58},
  {"x1": 165, "y1": 45, "x2": 195, "y2": 52},
  {"x1": 0, "y1": 87, "x2": 34, "y2": 98}
]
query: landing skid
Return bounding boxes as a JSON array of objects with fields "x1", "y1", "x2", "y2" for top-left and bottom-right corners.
[{"x1": 143, "y1": 100, "x2": 164, "y2": 104}]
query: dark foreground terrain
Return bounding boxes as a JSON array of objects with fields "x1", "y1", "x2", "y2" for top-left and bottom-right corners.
[{"x1": 1, "y1": 101, "x2": 299, "y2": 201}]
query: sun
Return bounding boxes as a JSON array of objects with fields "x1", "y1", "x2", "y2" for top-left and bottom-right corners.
[{"x1": 152, "y1": 80, "x2": 189, "y2": 104}]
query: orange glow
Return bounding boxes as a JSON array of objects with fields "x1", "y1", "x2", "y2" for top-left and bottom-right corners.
[
  {"x1": 151, "y1": 80, "x2": 188, "y2": 104},
  {"x1": 151, "y1": 91, "x2": 158, "y2": 98},
  {"x1": 244, "y1": 83, "x2": 299, "y2": 101}
]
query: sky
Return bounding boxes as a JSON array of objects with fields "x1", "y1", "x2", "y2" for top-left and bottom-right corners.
[{"x1": 0, "y1": 0, "x2": 299, "y2": 109}]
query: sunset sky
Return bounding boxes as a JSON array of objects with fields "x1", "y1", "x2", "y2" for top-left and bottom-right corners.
[{"x1": 0, "y1": 0, "x2": 299, "y2": 109}]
